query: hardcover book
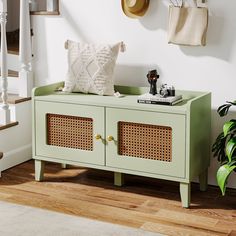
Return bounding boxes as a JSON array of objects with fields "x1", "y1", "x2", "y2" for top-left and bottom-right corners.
[{"x1": 137, "y1": 93, "x2": 183, "y2": 106}]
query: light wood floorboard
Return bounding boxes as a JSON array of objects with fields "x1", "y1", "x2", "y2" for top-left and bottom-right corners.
[{"x1": 0, "y1": 161, "x2": 236, "y2": 235}]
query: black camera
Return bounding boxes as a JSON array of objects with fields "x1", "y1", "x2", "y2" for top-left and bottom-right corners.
[{"x1": 159, "y1": 84, "x2": 175, "y2": 98}]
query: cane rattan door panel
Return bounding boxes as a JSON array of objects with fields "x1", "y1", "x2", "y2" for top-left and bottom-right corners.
[
  {"x1": 47, "y1": 114, "x2": 93, "y2": 151},
  {"x1": 106, "y1": 108, "x2": 186, "y2": 178},
  {"x1": 35, "y1": 101, "x2": 105, "y2": 165},
  {"x1": 118, "y1": 121, "x2": 172, "y2": 162}
]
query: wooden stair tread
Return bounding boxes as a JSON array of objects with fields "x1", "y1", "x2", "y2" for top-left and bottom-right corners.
[
  {"x1": 8, "y1": 70, "x2": 18, "y2": 77},
  {"x1": 0, "y1": 121, "x2": 18, "y2": 131},
  {"x1": 0, "y1": 94, "x2": 31, "y2": 104},
  {"x1": 8, "y1": 43, "x2": 19, "y2": 55},
  {"x1": 30, "y1": 11, "x2": 60, "y2": 15},
  {"x1": 0, "y1": 70, "x2": 19, "y2": 78}
]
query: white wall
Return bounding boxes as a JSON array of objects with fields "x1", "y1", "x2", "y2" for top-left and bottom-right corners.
[{"x1": 31, "y1": 0, "x2": 236, "y2": 188}]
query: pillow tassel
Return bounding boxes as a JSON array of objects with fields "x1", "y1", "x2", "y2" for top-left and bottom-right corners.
[
  {"x1": 64, "y1": 40, "x2": 69, "y2": 49},
  {"x1": 120, "y1": 41, "x2": 126, "y2": 52}
]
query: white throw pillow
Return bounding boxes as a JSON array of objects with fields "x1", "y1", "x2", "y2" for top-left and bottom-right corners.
[{"x1": 63, "y1": 40, "x2": 122, "y2": 96}]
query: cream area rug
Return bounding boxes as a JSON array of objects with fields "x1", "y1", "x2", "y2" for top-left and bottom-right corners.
[{"x1": 0, "y1": 201, "x2": 162, "y2": 236}]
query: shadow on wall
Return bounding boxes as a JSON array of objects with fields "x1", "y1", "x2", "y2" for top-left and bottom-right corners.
[
  {"x1": 139, "y1": 0, "x2": 166, "y2": 31},
  {"x1": 60, "y1": 2, "x2": 89, "y2": 42},
  {"x1": 139, "y1": 0, "x2": 236, "y2": 62},
  {"x1": 34, "y1": 1, "x2": 89, "y2": 86},
  {"x1": 179, "y1": 14, "x2": 233, "y2": 61},
  {"x1": 114, "y1": 64, "x2": 161, "y2": 87}
]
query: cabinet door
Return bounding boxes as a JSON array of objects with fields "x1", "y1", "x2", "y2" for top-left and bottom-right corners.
[
  {"x1": 106, "y1": 108, "x2": 186, "y2": 178},
  {"x1": 34, "y1": 101, "x2": 105, "y2": 165}
]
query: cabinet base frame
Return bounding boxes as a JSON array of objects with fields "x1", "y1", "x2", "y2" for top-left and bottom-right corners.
[
  {"x1": 114, "y1": 172, "x2": 125, "y2": 186},
  {"x1": 199, "y1": 169, "x2": 208, "y2": 192},
  {"x1": 180, "y1": 182, "x2": 191, "y2": 208},
  {"x1": 35, "y1": 160, "x2": 45, "y2": 181},
  {"x1": 34, "y1": 159, "x2": 208, "y2": 208}
]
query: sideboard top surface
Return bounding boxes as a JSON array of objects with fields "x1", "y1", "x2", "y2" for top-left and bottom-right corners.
[{"x1": 33, "y1": 82, "x2": 211, "y2": 115}]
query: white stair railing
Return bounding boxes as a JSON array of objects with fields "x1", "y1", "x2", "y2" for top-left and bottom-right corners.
[
  {"x1": 19, "y1": 0, "x2": 33, "y2": 98},
  {"x1": 0, "y1": 0, "x2": 10, "y2": 125}
]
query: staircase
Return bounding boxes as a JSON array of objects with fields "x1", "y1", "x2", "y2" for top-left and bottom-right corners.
[{"x1": 0, "y1": 0, "x2": 32, "y2": 177}]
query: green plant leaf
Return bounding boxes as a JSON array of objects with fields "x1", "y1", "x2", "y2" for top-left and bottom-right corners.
[
  {"x1": 225, "y1": 137, "x2": 236, "y2": 162},
  {"x1": 217, "y1": 163, "x2": 236, "y2": 195},
  {"x1": 217, "y1": 104, "x2": 232, "y2": 117},
  {"x1": 223, "y1": 121, "x2": 236, "y2": 137},
  {"x1": 212, "y1": 132, "x2": 227, "y2": 163},
  {"x1": 226, "y1": 100, "x2": 236, "y2": 106}
]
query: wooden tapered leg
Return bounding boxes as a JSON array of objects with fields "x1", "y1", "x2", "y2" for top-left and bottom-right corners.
[
  {"x1": 199, "y1": 169, "x2": 208, "y2": 191},
  {"x1": 114, "y1": 172, "x2": 124, "y2": 186},
  {"x1": 35, "y1": 160, "x2": 45, "y2": 181},
  {"x1": 61, "y1": 163, "x2": 67, "y2": 169},
  {"x1": 180, "y1": 182, "x2": 191, "y2": 208}
]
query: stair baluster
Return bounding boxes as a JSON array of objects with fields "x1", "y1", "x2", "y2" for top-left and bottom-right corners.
[
  {"x1": 19, "y1": 0, "x2": 33, "y2": 97},
  {"x1": 0, "y1": 0, "x2": 11, "y2": 125}
]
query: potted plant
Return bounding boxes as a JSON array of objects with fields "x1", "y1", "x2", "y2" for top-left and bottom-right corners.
[{"x1": 212, "y1": 100, "x2": 236, "y2": 195}]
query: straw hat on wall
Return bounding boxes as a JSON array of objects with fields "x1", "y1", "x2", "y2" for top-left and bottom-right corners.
[{"x1": 121, "y1": 0, "x2": 150, "y2": 18}]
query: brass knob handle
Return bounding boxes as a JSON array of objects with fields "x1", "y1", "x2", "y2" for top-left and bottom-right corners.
[
  {"x1": 107, "y1": 135, "x2": 114, "y2": 141},
  {"x1": 94, "y1": 134, "x2": 102, "y2": 140}
]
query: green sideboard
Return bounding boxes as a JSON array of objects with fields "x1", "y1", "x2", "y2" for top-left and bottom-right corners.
[{"x1": 32, "y1": 82, "x2": 211, "y2": 208}]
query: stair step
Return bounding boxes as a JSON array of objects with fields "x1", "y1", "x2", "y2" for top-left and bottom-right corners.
[
  {"x1": 0, "y1": 94, "x2": 31, "y2": 104},
  {"x1": 0, "y1": 70, "x2": 18, "y2": 78},
  {"x1": 0, "y1": 152, "x2": 3, "y2": 159},
  {"x1": 0, "y1": 121, "x2": 19, "y2": 131},
  {"x1": 8, "y1": 70, "x2": 18, "y2": 77}
]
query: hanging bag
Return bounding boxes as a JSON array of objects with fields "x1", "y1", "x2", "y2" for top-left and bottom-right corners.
[{"x1": 167, "y1": 0, "x2": 208, "y2": 46}]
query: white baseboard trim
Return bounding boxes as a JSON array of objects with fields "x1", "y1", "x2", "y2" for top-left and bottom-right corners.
[{"x1": 0, "y1": 143, "x2": 32, "y2": 173}]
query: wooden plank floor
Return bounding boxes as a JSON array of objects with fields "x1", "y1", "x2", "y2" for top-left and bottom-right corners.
[{"x1": 0, "y1": 160, "x2": 236, "y2": 236}]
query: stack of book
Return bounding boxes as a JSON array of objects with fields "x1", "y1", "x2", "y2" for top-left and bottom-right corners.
[{"x1": 137, "y1": 93, "x2": 183, "y2": 106}]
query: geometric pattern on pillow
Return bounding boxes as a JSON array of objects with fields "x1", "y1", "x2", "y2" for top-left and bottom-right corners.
[{"x1": 63, "y1": 40, "x2": 121, "y2": 96}]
